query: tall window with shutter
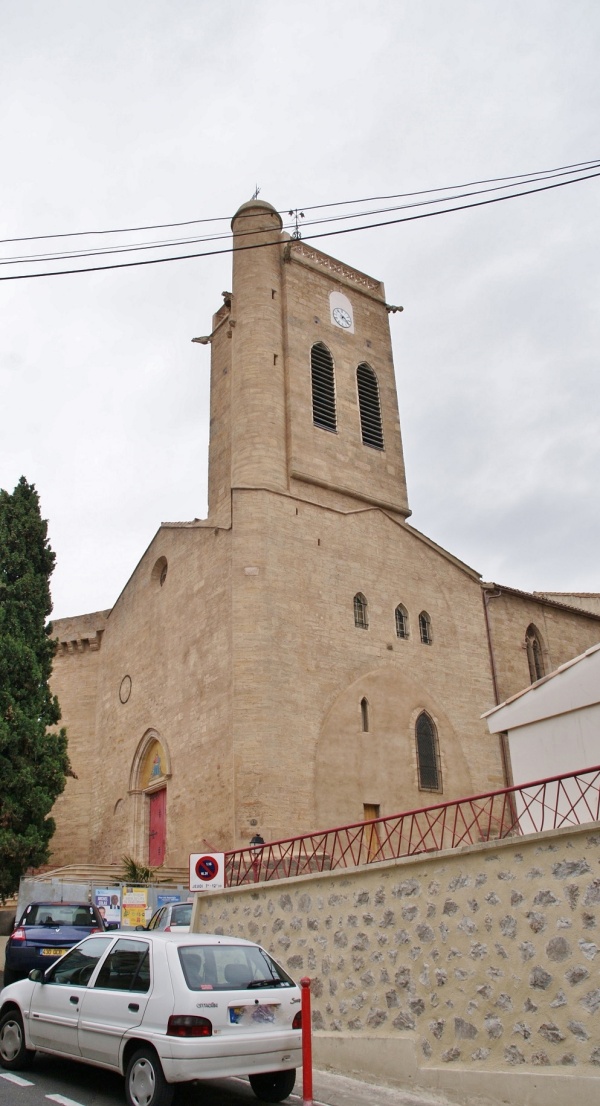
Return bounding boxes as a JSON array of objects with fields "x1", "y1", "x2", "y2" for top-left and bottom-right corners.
[
  {"x1": 311, "y1": 343, "x2": 337, "y2": 432},
  {"x1": 356, "y1": 363, "x2": 384, "y2": 449}
]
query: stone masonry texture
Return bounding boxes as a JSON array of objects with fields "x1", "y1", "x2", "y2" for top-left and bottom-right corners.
[{"x1": 193, "y1": 824, "x2": 600, "y2": 1076}]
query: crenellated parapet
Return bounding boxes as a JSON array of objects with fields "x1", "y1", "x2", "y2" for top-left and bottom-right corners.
[
  {"x1": 56, "y1": 635, "x2": 103, "y2": 655},
  {"x1": 286, "y1": 239, "x2": 384, "y2": 297},
  {"x1": 51, "y1": 610, "x2": 110, "y2": 657}
]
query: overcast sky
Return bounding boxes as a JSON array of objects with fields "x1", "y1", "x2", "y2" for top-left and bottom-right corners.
[{"x1": 1, "y1": 0, "x2": 599, "y2": 620}]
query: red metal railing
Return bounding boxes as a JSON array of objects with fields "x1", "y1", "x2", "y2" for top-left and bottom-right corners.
[{"x1": 224, "y1": 765, "x2": 600, "y2": 887}]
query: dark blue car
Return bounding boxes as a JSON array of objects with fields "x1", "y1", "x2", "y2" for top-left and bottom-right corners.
[{"x1": 3, "y1": 902, "x2": 106, "y2": 986}]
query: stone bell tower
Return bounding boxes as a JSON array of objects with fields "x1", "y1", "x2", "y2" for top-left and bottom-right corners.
[
  {"x1": 206, "y1": 198, "x2": 410, "y2": 523},
  {"x1": 200, "y1": 198, "x2": 415, "y2": 846}
]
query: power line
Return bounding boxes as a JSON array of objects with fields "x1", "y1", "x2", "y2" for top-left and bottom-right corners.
[
  {"x1": 1, "y1": 167, "x2": 599, "y2": 282},
  {"x1": 1, "y1": 158, "x2": 598, "y2": 248},
  {"x1": 296, "y1": 158, "x2": 600, "y2": 212},
  {"x1": 5, "y1": 160, "x2": 599, "y2": 268}
]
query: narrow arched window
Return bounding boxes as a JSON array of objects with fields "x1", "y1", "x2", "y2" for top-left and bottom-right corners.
[
  {"x1": 354, "y1": 592, "x2": 368, "y2": 629},
  {"x1": 419, "y1": 611, "x2": 432, "y2": 645},
  {"x1": 356, "y1": 363, "x2": 384, "y2": 449},
  {"x1": 525, "y1": 624, "x2": 545, "y2": 683},
  {"x1": 416, "y1": 712, "x2": 441, "y2": 791},
  {"x1": 395, "y1": 604, "x2": 409, "y2": 639},
  {"x1": 360, "y1": 697, "x2": 369, "y2": 732},
  {"x1": 311, "y1": 342, "x2": 337, "y2": 432}
]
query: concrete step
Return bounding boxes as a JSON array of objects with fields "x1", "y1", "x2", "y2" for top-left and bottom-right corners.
[{"x1": 27, "y1": 863, "x2": 190, "y2": 885}]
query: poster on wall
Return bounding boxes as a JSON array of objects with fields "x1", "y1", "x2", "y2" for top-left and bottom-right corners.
[
  {"x1": 94, "y1": 888, "x2": 122, "y2": 928},
  {"x1": 121, "y1": 886, "x2": 148, "y2": 928},
  {"x1": 157, "y1": 893, "x2": 181, "y2": 909}
]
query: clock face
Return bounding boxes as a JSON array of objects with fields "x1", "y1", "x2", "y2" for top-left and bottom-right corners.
[{"x1": 332, "y1": 306, "x2": 352, "y2": 329}]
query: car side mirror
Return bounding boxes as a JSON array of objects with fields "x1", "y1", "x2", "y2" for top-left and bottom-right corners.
[
  {"x1": 29, "y1": 969, "x2": 45, "y2": 983},
  {"x1": 134, "y1": 924, "x2": 147, "y2": 931}
]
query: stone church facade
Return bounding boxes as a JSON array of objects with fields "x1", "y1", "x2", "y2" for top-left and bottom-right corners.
[{"x1": 48, "y1": 199, "x2": 600, "y2": 870}]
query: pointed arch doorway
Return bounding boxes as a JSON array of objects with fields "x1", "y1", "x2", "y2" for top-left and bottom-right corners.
[{"x1": 129, "y1": 730, "x2": 171, "y2": 867}]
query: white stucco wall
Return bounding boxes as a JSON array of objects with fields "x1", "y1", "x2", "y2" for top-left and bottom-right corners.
[
  {"x1": 507, "y1": 703, "x2": 600, "y2": 786},
  {"x1": 484, "y1": 641, "x2": 600, "y2": 805},
  {"x1": 485, "y1": 644, "x2": 600, "y2": 833}
]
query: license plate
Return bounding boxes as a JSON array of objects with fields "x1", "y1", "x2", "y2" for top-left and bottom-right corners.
[
  {"x1": 229, "y1": 1004, "x2": 278, "y2": 1025},
  {"x1": 41, "y1": 948, "x2": 68, "y2": 957}
]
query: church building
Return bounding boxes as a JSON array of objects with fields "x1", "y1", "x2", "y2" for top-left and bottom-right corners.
[{"x1": 48, "y1": 199, "x2": 600, "y2": 870}]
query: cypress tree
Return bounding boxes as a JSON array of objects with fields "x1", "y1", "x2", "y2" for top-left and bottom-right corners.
[{"x1": 0, "y1": 477, "x2": 70, "y2": 900}]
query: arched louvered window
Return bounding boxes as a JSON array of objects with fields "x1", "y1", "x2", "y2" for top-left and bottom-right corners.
[
  {"x1": 419, "y1": 611, "x2": 432, "y2": 645},
  {"x1": 416, "y1": 711, "x2": 441, "y2": 791},
  {"x1": 525, "y1": 624, "x2": 546, "y2": 683},
  {"x1": 395, "y1": 604, "x2": 409, "y2": 639},
  {"x1": 360, "y1": 697, "x2": 370, "y2": 732},
  {"x1": 354, "y1": 592, "x2": 368, "y2": 630},
  {"x1": 311, "y1": 342, "x2": 337, "y2": 432},
  {"x1": 356, "y1": 363, "x2": 384, "y2": 449}
]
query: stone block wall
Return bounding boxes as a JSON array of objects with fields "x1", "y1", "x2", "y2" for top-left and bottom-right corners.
[
  {"x1": 49, "y1": 610, "x2": 109, "y2": 863},
  {"x1": 284, "y1": 240, "x2": 410, "y2": 517},
  {"x1": 230, "y1": 488, "x2": 504, "y2": 846},
  {"x1": 486, "y1": 589, "x2": 600, "y2": 704},
  {"x1": 192, "y1": 823, "x2": 600, "y2": 1101},
  {"x1": 85, "y1": 522, "x2": 235, "y2": 866}
]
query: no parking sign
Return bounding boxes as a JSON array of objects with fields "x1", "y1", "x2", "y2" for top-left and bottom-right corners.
[{"x1": 189, "y1": 852, "x2": 225, "y2": 892}]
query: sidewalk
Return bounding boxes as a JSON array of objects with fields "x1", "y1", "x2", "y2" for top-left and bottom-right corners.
[{"x1": 297, "y1": 1068, "x2": 461, "y2": 1106}]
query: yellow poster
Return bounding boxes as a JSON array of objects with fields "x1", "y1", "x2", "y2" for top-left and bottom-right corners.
[{"x1": 121, "y1": 886, "x2": 148, "y2": 928}]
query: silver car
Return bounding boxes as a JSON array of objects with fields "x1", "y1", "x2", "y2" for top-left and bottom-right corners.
[{"x1": 0, "y1": 931, "x2": 302, "y2": 1105}]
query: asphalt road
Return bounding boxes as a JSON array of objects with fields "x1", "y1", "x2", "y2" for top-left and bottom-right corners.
[
  {"x1": 0, "y1": 1054, "x2": 270, "y2": 1106},
  {"x1": 0, "y1": 1060, "x2": 463, "y2": 1106},
  {"x1": 0, "y1": 1058, "x2": 458, "y2": 1106}
]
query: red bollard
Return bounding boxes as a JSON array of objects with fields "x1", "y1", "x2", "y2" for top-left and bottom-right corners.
[{"x1": 300, "y1": 976, "x2": 313, "y2": 1106}]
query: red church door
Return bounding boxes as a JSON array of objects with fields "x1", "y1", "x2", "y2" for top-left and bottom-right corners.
[{"x1": 148, "y1": 789, "x2": 166, "y2": 867}]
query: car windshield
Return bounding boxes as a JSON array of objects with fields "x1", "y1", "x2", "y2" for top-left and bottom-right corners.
[
  {"x1": 22, "y1": 904, "x2": 97, "y2": 927},
  {"x1": 178, "y1": 944, "x2": 295, "y2": 991}
]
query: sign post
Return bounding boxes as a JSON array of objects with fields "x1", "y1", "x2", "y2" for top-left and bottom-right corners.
[{"x1": 300, "y1": 977, "x2": 313, "y2": 1106}]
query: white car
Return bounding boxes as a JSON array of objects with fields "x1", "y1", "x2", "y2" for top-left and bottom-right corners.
[
  {"x1": 144, "y1": 901, "x2": 192, "y2": 932},
  {"x1": 0, "y1": 931, "x2": 302, "y2": 1106}
]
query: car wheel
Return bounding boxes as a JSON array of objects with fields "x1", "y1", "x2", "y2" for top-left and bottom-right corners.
[
  {"x1": 0, "y1": 1010, "x2": 35, "y2": 1070},
  {"x1": 2, "y1": 968, "x2": 18, "y2": 988},
  {"x1": 249, "y1": 1069, "x2": 296, "y2": 1102},
  {"x1": 125, "y1": 1046, "x2": 174, "y2": 1106}
]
